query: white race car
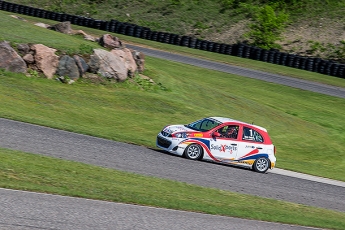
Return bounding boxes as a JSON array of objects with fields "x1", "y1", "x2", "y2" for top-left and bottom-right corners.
[{"x1": 157, "y1": 117, "x2": 276, "y2": 173}]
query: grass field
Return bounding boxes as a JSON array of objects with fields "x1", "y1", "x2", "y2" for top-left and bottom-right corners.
[
  {"x1": 1, "y1": 148, "x2": 345, "y2": 230},
  {"x1": 1, "y1": 10, "x2": 345, "y2": 229}
]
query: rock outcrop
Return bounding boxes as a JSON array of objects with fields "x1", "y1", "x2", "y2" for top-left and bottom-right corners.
[
  {"x1": 0, "y1": 19, "x2": 146, "y2": 83},
  {"x1": 56, "y1": 55, "x2": 80, "y2": 80},
  {"x1": 0, "y1": 41, "x2": 27, "y2": 73},
  {"x1": 30, "y1": 44, "x2": 60, "y2": 79},
  {"x1": 89, "y1": 48, "x2": 128, "y2": 81}
]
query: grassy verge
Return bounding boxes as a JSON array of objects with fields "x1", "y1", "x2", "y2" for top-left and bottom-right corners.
[
  {"x1": 1, "y1": 55, "x2": 345, "y2": 181},
  {"x1": 1, "y1": 148, "x2": 345, "y2": 230}
]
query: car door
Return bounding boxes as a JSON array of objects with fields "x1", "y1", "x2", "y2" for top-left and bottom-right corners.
[
  {"x1": 236, "y1": 126, "x2": 267, "y2": 160},
  {"x1": 209, "y1": 125, "x2": 239, "y2": 162}
]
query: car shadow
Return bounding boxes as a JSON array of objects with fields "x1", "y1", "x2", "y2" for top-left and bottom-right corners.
[{"x1": 148, "y1": 147, "x2": 255, "y2": 173}]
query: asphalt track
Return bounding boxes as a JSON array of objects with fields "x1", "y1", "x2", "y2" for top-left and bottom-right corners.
[
  {"x1": 1, "y1": 47, "x2": 345, "y2": 229},
  {"x1": 0, "y1": 118, "x2": 344, "y2": 229},
  {"x1": 127, "y1": 44, "x2": 345, "y2": 99},
  {"x1": 0, "y1": 188, "x2": 321, "y2": 230}
]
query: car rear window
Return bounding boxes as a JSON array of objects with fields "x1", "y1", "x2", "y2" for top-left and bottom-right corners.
[{"x1": 242, "y1": 127, "x2": 264, "y2": 143}]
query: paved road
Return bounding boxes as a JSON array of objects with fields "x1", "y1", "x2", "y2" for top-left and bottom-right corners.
[
  {"x1": 0, "y1": 188, "x2": 321, "y2": 230},
  {"x1": 1, "y1": 118, "x2": 344, "y2": 214},
  {"x1": 127, "y1": 44, "x2": 345, "y2": 99}
]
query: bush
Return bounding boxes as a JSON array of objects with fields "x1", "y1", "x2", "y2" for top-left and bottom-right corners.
[{"x1": 244, "y1": 4, "x2": 289, "y2": 49}]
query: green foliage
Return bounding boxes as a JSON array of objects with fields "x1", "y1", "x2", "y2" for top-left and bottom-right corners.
[
  {"x1": 131, "y1": 75, "x2": 168, "y2": 92},
  {"x1": 27, "y1": 69, "x2": 39, "y2": 78},
  {"x1": 77, "y1": 44, "x2": 95, "y2": 55},
  {"x1": 244, "y1": 4, "x2": 289, "y2": 49},
  {"x1": 308, "y1": 40, "x2": 345, "y2": 62},
  {"x1": 218, "y1": 0, "x2": 234, "y2": 13},
  {"x1": 47, "y1": 0, "x2": 98, "y2": 16},
  {"x1": 170, "y1": 0, "x2": 183, "y2": 6}
]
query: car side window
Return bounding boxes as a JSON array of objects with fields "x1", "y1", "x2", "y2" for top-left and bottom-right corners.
[
  {"x1": 216, "y1": 125, "x2": 239, "y2": 139},
  {"x1": 242, "y1": 127, "x2": 264, "y2": 143}
]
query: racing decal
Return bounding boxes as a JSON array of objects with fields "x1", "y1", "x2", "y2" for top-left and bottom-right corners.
[
  {"x1": 239, "y1": 148, "x2": 259, "y2": 159},
  {"x1": 237, "y1": 160, "x2": 255, "y2": 165},
  {"x1": 194, "y1": 133, "x2": 203, "y2": 137},
  {"x1": 180, "y1": 138, "x2": 221, "y2": 162},
  {"x1": 210, "y1": 144, "x2": 237, "y2": 152},
  {"x1": 181, "y1": 139, "x2": 269, "y2": 164},
  {"x1": 238, "y1": 149, "x2": 269, "y2": 162},
  {"x1": 239, "y1": 153, "x2": 269, "y2": 161}
]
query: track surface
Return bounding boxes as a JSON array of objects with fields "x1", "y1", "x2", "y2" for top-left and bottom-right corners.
[
  {"x1": 2, "y1": 47, "x2": 345, "y2": 229},
  {"x1": 1, "y1": 188, "x2": 322, "y2": 230},
  {"x1": 127, "y1": 44, "x2": 345, "y2": 99},
  {"x1": 0, "y1": 119, "x2": 335, "y2": 230}
]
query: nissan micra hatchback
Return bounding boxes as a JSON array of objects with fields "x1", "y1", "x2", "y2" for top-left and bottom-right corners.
[{"x1": 156, "y1": 117, "x2": 276, "y2": 173}]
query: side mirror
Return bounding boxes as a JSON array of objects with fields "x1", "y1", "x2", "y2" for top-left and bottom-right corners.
[{"x1": 212, "y1": 132, "x2": 221, "y2": 138}]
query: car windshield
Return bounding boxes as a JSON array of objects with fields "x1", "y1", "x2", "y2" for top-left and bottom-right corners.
[{"x1": 185, "y1": 118, "x2": 222, "y2": 132}]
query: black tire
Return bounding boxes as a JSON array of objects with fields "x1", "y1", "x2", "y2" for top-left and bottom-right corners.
[
  {"x1": 184, "y1": 144, "x2": 203, "y2": 160},
  {"x1": 252, "y1": 157, "x2": 270, "y2": 173}
]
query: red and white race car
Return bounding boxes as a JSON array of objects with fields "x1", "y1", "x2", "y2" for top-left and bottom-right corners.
[{"x1": 156, "y1": 117, "x2": 276, "y2": 173}]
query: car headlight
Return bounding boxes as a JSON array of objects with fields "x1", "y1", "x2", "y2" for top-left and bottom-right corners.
[{"x1": 174, "y1": 132, "x2": 188, "y2": 138}]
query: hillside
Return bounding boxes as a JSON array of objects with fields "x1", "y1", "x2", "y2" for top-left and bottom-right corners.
[{"x1": 5, "y1": 0, "x2": 345, "y2": 61}]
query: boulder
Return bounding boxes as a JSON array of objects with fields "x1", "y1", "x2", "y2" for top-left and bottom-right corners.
[
  {"x1": 110, "y1": 48, "x2": 137, "y2": 76},
  {"x1": 16, "y1": 43, "x2": 30, "y2": 56},
  {"x1": 34, "y1": 22, "x2": 50, "y2": 29},
  {"x1": 99, "y1": 34, "x2": 123, "y2": 49},
  {"x1": 31, "y1": 44, "x2": 59, "y2": 79},
  {"x1": 73, "y1": 55, "x2": 89, "y2": 77},
  {"x1": 22, "y1": 53, "x2": 35, "y2": 64},
  {"x1": 0, "y1": 41, "x2": 27, "y2": 73},
  {"x1": 73, "y1": 30, "x2": 98, "y2": 42},
  {"x1": 48, "y1": 21, "x2": 72, "y2": 34},
  {"x1": 132, "y1": 50, "x2": 145, "y2": 73},
  {"x1": 88, "y1": 49, "x2": 127, "y2": 81},
  {"x1": 56, "y1": 55, "x2": 80, "y2": 80}
]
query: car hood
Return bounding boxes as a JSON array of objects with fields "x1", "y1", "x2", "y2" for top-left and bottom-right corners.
[{"x1": 163, "y1": 125, "x2": 195, "y2": 134}]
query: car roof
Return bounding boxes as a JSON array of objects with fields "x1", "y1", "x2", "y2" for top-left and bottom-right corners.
[{"x1": 209, "y1": 117, "x2": 268, "y2": 132}]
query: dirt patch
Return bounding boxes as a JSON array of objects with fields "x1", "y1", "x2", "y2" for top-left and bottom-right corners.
[
  {"x1": 278, "y1": 18, "x2": 345, "y2": 57},
  {"x1": 202, "y1": 17, "x2": 345, "y2": 60}
]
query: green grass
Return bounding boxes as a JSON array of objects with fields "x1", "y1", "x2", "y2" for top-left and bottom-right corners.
[
  {"x1": 1, "y1": 9, "x2": 345, "y2": 230},
  {"x1": 1, "y1": 148, "x2": 345, "y2": 230},
  {"x1": 1, "y1": 54, "x2": 345, "y2": 181},
  {"x1": 1, "y1": 10, "x2": 345, "y2": 180}
]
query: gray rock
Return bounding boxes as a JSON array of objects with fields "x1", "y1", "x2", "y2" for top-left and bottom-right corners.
[
  {"x1": 0, "y1": 41, "x2": 27, "y2": 73},
  {"x1": 73, "y1": 55, "x2": 89, "y2": 77},
  {"x1": 88, "y1": 49, "x2": 128, "y2": 82},
  {"x1": 99, "y1": 34, "x2": 123, "y2": 49},
  {"x1": 56, "y1": 55, "x2": 80, "y2": 80},
  {"x1": 48, "y1": 21, "x2": 72, "y2": 34},
  {"x1": 16, "y1": 43, "x2": 31, "y2": 56}
]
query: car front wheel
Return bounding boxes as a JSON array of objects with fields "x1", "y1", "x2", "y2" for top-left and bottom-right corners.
[
  {"x1": 185, "y1": 144, "x2": 203, "y2": 160},
  {"x1": 252, "y1": 157, "x2": 270, "y2": 173}
]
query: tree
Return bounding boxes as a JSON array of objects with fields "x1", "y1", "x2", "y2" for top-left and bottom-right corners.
[{"x1": 245, "y1": 4, "x2": 289, "y2": 49}]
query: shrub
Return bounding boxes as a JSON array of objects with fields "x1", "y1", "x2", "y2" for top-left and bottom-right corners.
[{"x1": 244, "y1": 4, "x2": 289, "y2": 50}]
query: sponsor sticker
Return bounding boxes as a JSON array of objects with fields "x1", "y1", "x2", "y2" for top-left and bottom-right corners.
[
  {"x1": 210, "y1": 144, "x2": 237, "y2": 152},
  {"x1": 194, "y1": 133, "x2": 203, "y2": 137}
]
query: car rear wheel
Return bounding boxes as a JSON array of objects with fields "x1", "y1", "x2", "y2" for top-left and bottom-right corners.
[
  {"x1": 252, "y1": 157, "x2": 270, "y2": 173},
  {"x1": 185, "y1": 144, "x2": 203, "y2": 160}
]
